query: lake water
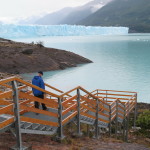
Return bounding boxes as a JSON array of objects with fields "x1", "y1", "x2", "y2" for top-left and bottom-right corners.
[{"x1": 14, "y1": 34, "x2": 150, "y2": 103}]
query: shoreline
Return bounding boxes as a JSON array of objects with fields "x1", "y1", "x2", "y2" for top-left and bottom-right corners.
[
  {"x1": 0, "y1": 38, "x2": 92, "y2": 74},
  {"x1": 0, "y1": 72, "x2": 150, "y2": 105}
]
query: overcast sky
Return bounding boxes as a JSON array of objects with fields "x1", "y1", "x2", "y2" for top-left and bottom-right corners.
[{"x1": 0, "y1": 0, "x2": 92, "y2": 19}]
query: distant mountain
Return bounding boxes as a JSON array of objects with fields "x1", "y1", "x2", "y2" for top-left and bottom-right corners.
[
  {"x1": 78, "y1": 0, "x2": 150, "y2": 33},
  {"x1": 35, "y1": 7, "x2": 73, "y2": 25},
  {"x1": 18, "y1": 16, "x2": 43, "y2": 25},
  {"x1": 58, "y1": 0, "x2": 112, "y2": 25},
  {"x1": 35, "y1": 0, "x2": 112, "y2": 25}
]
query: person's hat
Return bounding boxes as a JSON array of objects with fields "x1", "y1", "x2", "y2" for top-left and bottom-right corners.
[{"x1": 38, "y1": 71, "x2": 43, "y2": 75}]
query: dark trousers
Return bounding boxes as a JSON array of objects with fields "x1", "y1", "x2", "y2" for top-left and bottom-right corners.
[{"x1": 34, "y1": 94, "x2": 47, "y2": 110}]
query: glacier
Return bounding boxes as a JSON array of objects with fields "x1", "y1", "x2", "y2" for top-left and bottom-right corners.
[{"x1": 0, "y1": 24, "x2": 129, "y2": 38}]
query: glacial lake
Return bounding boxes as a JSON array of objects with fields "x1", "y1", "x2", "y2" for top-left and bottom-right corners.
[{"x1": 14, "y1": 34, "x2": 150, "y2": 103}]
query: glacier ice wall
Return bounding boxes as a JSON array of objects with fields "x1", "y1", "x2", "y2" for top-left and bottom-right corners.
[{"x1": 0, "y1": 24, "x2": 129, "y2": 38}]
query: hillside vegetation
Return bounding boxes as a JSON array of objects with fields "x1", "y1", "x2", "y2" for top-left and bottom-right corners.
[{"x1": 78, "y1": 0, "x2": 150, "y2": 33}]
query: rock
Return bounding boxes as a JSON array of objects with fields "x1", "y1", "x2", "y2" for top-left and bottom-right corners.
[
  {"x1": 145, "y1": 138, "x2": 150, "y2": 143},
  {"x1": 59, "y1": 62, "x2": 76, "y2": 69},
  {"x1": 131, "y1": 127, "x2": 141, "y2": 131},
  {"x1": 22, "y1": 49, "x2": 33, "y2": 55},
  {"x1": 0, "y1": 38, "x2": 92, "y2": 74}
]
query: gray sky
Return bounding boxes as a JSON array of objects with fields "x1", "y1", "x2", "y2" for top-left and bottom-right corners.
[{"x1": 0, "y1": 0, "x2": 92, "y2": 20}]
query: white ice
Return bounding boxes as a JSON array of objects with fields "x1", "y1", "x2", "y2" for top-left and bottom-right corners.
[{"x1": 0, "y1": 24, "x2": 129, "y2": 38}]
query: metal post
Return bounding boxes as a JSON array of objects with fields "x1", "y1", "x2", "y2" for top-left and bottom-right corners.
[
  {"x1": 11, "y1": 81, "x2": 28, "y2": 150},
  {"x1": 106, "y1": 90, "x2": 108, "y2": 102},
  {"x1": 58, "y1": 97, "x2": 64, "y2": 140},
  {"x1": 115, "y1": 100, "x2": 118, "y2": 138},
  {"x1": 125, "y1": 102, "x2": 130, "y2": 142},
  {"x1": 87, "y1": 124, "x2": 89, "y2": 137},
  {"x1": 123, "y1": 105, "x2": 126, "y2": 141},
  {"x1": 12, "y1": 80, "x2": 22, "y2": 149},
  {"x1": 125, "y1": 114, "x2": 129, "y2": 142},
  {"x1": 109, "y1": 105, "x2": 112, "y2": 137},
  {"x1": 134, "y1": 93, "x2": 137, "y2": 128},
  {"x1": 94, "y1": 98, "x2": 99, "y2": 139},
  {"x1": 77, "y1": 89, "x2": 82, "y2": 136}
]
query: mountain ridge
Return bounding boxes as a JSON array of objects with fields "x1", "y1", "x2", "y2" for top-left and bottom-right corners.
[
  {"x1": 78, "y1": 0, "x2": 150, "y2": 33},
  {"x1": 35, "y1": 0, "x2": 112, "y2": 25}
]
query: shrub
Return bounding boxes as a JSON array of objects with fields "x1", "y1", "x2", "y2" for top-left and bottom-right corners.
[
  {"x1": 36, "y1": 41, "x2": 44, "y2": 48},
  {"x1": 136, "y1": 110, "x2": 150, "y2": 130}
]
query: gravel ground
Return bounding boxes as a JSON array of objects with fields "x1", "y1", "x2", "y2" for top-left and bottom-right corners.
[{"x1": 0, "y1": 133, "x2": 150, "y2": 150}]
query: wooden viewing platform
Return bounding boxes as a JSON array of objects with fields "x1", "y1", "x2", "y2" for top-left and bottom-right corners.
[{"x1": 0, "y1": 77, "x2": 137, "y2": 150}]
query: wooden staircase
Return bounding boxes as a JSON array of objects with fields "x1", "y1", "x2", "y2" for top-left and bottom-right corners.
[{"x1": 0, "y1": 77, "x2": 137, "y2": 149}]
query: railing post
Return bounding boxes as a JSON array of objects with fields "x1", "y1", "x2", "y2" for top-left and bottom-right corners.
[
  {"x1": 87, "y1": 124, "x2": 90, "y2": 137},
  {"x1": 134, "y1": 93, "x2": 137, "y2": 128},
  {"x1": 106, "y1": 90, "x2": 108, "y2": 102},
  {"x1": 97, "y1": 90, "x2": 98, "y2": 97},
  {"x1": 123, "y1": 104, "x2": 126, "y2": 141},
  {"x1": 11, "y1": 80, "x2": 26, "y2": 150},
  {"x1": 77, "y1": 88, "x2": 82, "y2": 136},
  {"x1": 115, "y1": 100, "x2": 118, "y2": 139},
  {"x1": 58, "y1": 97, "x2": 64, "y2": 140},
  {"x1": 125, "y1": 101, "x2": 130, "y2": 142},
  {"x1": 94, "y1": 98, "x2": 99, "y2": 139},
  {"x1": 109, "y1": 105, "x2": 112, "y2": 137}
]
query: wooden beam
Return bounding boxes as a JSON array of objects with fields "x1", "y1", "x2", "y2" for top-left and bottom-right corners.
[
  {"x1": 62, "y1": 103, "x2": 77, "y2": 116},
  {"x1": 20, "y1": 116, "x2": 58, "y2": 127},
  {"x1": 62, "y1": 111, "x2": 77, "y2": 125},
  {"x1": 20, "y1": 105, "x2": 58, "y2": 118},
  {"x1": 0, "y1": 117, "x2": 14, "y2": 129},
  {"x1": 16, "y1": 78, "x2": 59, "y2": 98}
]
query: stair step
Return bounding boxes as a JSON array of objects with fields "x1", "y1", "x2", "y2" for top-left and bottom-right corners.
[
  {"x1": 21, "y1": 122, "x2": 53, "y2": 131},
  {"x1": 32, "y1": 124, "x2": 41, "y2": 130},
  {"x1": 21, "y1": 122, "x2": 33, "y2": 129},
  {"x1": 39, "y1": 125, "x2": 46, "y2": 131},
  {"x1": 20, "y1": 128, "x2": 57, "y2": 135}
]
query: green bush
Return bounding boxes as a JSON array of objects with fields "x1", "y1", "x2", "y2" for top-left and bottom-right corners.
[{"x1": 136, "y1": 110, "x2": 150, "y2": 130}]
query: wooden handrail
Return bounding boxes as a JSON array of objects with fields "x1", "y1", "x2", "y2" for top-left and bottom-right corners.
[
  {"x1": 21, "y1": 116, "x2": 58, "y2": 127},
  {"x1": 20, "y1": 104, "x2": 58, "y2": 118},
  {"x1": 19, "y1": 92, "x2": 58, "y2": 108},
  {"x1": 0, "y1": 104, "x2": 13, "y2": 115},
  {"x1": 45, "y1": 83, "x2": 72, "y2": 97},
  {"x1": 0, "y1": 100, "x2": 12, "y2": 105},
  {"x1": 16, "y1": 78, "x2": 59, "y2": 98},
  {"x1": 62, "y1": 103, "x2": 77, "y2": 116},
  {"x1": 0, "y1": 76, "x2": 16, "y2": 85},
  {"x1": 0, "y1": 91, "x2": 12, "y2": 99},
  {"x1": 59, "y1": 86, "x2": 79, "y2": 98},
  {"x1": 81, "y1": 112, "x2": 96, "y2": 120},
  {"x1": 62, "y1": 111, "x2": 77, "y2": 125},
  {"x1": 97, "y1": 89, "x2": 137, "y2": 94},
  {"x1": 81, "y1": 103, "x2": 96, "y2": 113},
  {"x1": 0, "y1": 77, "x2": 138, "y2": 135},
  {"x1": 62, "y1": 95, "x2": 77, "y2": 106},
  {"x1": 97, "y1": 96, "x2": 134, "y2": 101},
  {"x1": 79, "y1": 86, "x2": 110, "y2": 106},
  {"x1": 117, "y1": 99, "x2": 125, "y2": 106},
  {"x1": 81, "y1": 96, "x2": 96, "y2": 107},
  {"x1": 96, "y1": 92, "x2": 134, "y2": 97},
  {"x1": 0, "y1": 117, "x2": 14, "y2": 129}
]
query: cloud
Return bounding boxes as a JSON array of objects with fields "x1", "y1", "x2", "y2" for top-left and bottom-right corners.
[{"x1": 0, "y1": 0, "x2": 92, "y2": 18}]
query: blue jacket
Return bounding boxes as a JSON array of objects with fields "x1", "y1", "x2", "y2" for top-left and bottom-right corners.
[{"x1": 32, "y1": 76, "x2": 45, "y2": 96}]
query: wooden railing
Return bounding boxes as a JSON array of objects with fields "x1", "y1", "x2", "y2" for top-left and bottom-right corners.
[{"x1": 0, "y1": 77, "x2": 137, "y2": 145}]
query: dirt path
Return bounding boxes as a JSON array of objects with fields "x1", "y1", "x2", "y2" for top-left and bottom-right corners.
[{"x1": 0, "y1": 133, "x2": 150, "y2": 150}]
